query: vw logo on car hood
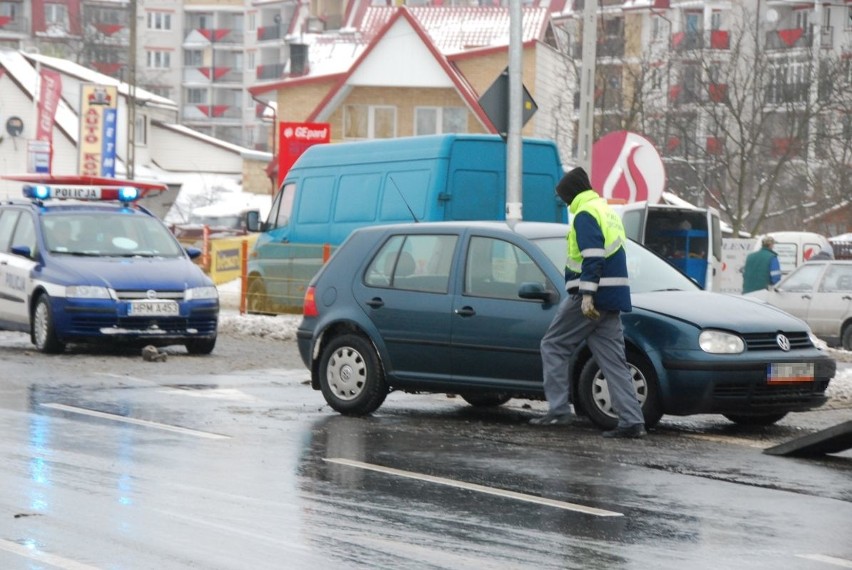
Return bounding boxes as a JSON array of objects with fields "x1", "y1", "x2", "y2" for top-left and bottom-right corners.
[{"x1": 776, "y1": 334, "x2": 791, "y2": 351}]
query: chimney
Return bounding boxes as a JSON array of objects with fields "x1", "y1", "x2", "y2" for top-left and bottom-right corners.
[{"x1": 289, "y1": 43, "x2": 309, "y2": 77}]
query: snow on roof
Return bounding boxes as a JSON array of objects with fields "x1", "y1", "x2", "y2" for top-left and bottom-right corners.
[
  {"x1": 0, "y1": 48, "x2": 78, "y2": 141},
  {"x1": 152, "y1": 121, "x2": 258, "y2": 155},
  {"x1": 191, "y1": 193, "x2": 272, "y2": 218},
  {"x1": 24, "y1": 51, "x2": 176, "y2": 109}
]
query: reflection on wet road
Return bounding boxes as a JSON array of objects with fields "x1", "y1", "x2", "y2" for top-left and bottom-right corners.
[{"x1": 0, "y1": 362, "x2": 850, "y2": 569}]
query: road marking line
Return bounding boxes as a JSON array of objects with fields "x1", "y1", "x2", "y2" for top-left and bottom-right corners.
[
  {"x1": 40, "y1": 403, "x2": 230, "y2": 440},
  {"x1": 0, "y1": 538, "x2": 101, "y2": 570},
  {"x1": 797, "y1": 554, "x2": 852, "y2": 568},
  {"x1": 324, "y1": 457, "x2": 623, "y2": 517}
]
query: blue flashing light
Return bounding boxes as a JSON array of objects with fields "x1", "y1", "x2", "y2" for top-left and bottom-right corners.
[
  {"x1": 117, "y1": 186, "x2": 140, "y2": 202},
  {"x1": 23, "y1": 184, "x2": 52, "y2": 200}
]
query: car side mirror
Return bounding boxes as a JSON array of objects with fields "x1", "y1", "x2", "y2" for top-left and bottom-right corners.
[
  {"x1": 11, "y1": 245, "x2": 32, "y2": 259},
  {"x1": 245, "y1": 211, "x2": 261, "y2": 232},
  {"x1": 185, "y1": 246, "x2": 202, "y2": 260},
  {"x1": 518, "y1": 282, "x2": 554, "y2": 302}
]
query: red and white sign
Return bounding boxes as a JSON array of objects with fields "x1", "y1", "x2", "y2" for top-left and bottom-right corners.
[
  {"x1": 36, "y1": 68, "x2": 62, "y2": 143},
  {"x1": 277, "y1": 122, "x2": 330, "y2": 187},
  {"x1": 591, "y1": 131, "x2": 666, "y2": 204}
]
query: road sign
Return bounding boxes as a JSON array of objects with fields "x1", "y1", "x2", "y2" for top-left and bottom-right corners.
[{"x1": 478, "y1": 67, "x2": 537, "y2": 140}]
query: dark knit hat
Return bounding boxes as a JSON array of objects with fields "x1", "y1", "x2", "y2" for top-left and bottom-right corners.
[{"x1": 556, "y1": 167, "x2": 592, "y2": 205}]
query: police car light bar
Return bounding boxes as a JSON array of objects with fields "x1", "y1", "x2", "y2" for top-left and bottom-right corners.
[
  {"x1": 23, "y1": 184, "x2": 141, "y2": 202},
  {"x1": 2, "y1": 174, "x2": 168, "y2": 196}
]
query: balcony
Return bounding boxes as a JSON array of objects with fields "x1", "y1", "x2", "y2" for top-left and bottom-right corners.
[
  {"x1": 0, "y1": 15, "x2": 28, "y2": 34},
  {"x1": 257, "y1": 24, "x2": 284, "y2": 42},
  {"x1": 257, "y1": 63, "x2": 286, "y2": 81},
  {"x1": 765, "y1": 82, "x2": 810, "y2": 105},
  {"x1": 672, "y1": 31, "x2": 703, "y2": 52},
  {"x1": 597, "y1": 36, "x2": 624, "y2": 58},
  {"x1": 182, "y1": 105, "x2": 242, "y2": 121},
  {"x1": 765, "y1": 28, "x2": 812, "y2": 50},
  {"x1": 183, "y1": 66, "x2": 244, "y2": 84},
  {"x1": 710, "y1": 30, "x2": 729, "y2": 50},
  {"x1": 668, "y1": 84, "x2": 702, "y2": 105},
  {"x1": 185, "y1": 27, "x2": 244, "y2": 45}
]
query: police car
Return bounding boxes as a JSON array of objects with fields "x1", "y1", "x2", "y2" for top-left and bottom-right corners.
[{"x1": 0, "y1": 175, "x2": 219, "y2": 354}]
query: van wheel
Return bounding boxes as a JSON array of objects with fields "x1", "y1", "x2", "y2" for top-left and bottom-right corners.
[
  {"x1": 576, "y1": 351, "x2": 662, "y2": 430},
  {"x1": 247, "y1": 278, "x2": 271, "y2": 315},
  {"x1": 32, "y1": 295, "x2": 66, "y2": 354},
  {"x1": 723, "y1": 413, "x2": 787, "y2": 426},
  {"x1": 319, "y1": 334, "x2": 387, "y2": 415},
  {"x1": 460, "y1": 392, "x2": 512, "y2": 407},
  {"x1": 186, "y1": 336, "x2": 216, "y2": 355}
]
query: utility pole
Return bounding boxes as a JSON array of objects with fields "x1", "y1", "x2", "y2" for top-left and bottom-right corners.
[
  {"x1": 505, "y1": 0, "x2": 523, "y2": 225},
  {"x1": 127, "y1": 0, "x2": 137, "y2": 180},
  {"x1": 576, "y1": 0, "x2": 597, "y2": 172}
]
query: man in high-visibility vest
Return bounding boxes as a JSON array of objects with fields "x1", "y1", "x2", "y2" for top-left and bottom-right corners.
[{"x1": 529, "y1": 167, "x2": 646, "y2": 438}]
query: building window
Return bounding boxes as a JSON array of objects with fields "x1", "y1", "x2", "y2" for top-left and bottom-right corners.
[
  {"x1": 184, "y1": 50, "x2": 203, "y2": 67},
  {"x1": 711, "y1": 11, "x2": 722, "y2": 31},
  {"x1": 135, "y1": 115, "x2": 147, "y2": 145},
  {"x1": 248, "y1": 12, "x2": 256, "y2": 31},
  {"x1": 344, "y1": 105, "x2": 397, "y2": 139},
  {"x1": 794, "y1": 9, "x2": 809, "y2": 30},
  {"x1": 147, "y1": 11, "x2": 172, "y2": 30},
  {"x1": 186, "y1": 88, "x2": 207, "y2": 104},
  {"x1": 146, "y1": 50, "x2": 171, "y2": 69},
  {"x1": 415, "y1": 107, "x2": 467, "y2": 135},
  {"x1": 45, "y1": 3, "x2": 69, "y2": 31},
  {"x1": 247, "y1": 51, "x2": 256, "y2": 70}
]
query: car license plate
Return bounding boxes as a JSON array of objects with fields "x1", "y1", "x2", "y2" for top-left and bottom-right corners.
[
  {"x1": 128, "y1": 300, "x2": 179, "y2": 317},
  {"x1": 767, "y1": 362, "x2": 814, "y2": 384}
]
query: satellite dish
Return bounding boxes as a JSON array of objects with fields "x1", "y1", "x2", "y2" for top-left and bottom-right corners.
[{"x1": 766, "y1": 9, "x2": 779, "y2": 23}]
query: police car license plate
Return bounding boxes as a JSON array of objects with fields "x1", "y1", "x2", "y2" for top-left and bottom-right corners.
[
  {"x1": 128, "y1": 300, "x2": 179, "y2": 316},
  {"x1": 767, "y1": 362, "x2": 814, "y2": 384},
  {"x1": 52, "y1": 186, "x2": 102, "y2": 200}
]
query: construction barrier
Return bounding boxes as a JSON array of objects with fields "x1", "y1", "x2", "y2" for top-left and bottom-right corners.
[{"x1": 207, "y1": 234, "x2": 259, "y2": 285}]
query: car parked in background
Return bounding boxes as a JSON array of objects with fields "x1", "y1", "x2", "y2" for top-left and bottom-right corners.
[
  {"x1": 745, "y1": 260, "x2": 852, "y2": 350},
  {"x1": 297, "y1": 221, "x2": 835, "y2": 429},
  {"x1": 0, "y1": 177, "x2": 219, "y2": 354}
]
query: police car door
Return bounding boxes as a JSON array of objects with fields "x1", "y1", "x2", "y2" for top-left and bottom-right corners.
[{"x1": 0, "y1": 209, "x2": 37, "y2": 325}]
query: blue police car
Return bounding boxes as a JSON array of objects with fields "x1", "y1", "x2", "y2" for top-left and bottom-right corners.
[{"x1": 0, "y1": 176, "x2": 219, "y2": 354}]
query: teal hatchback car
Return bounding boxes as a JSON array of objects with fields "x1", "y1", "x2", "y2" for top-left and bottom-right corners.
[{"x1": 297, "y1": 221, "x2": 835, "y2": 429}]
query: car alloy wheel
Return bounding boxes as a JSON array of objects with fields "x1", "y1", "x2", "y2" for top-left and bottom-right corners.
[
  {"x1": 33, "y1": 295, "x2": 65, "y2": 354},
  {"x1": 577, "y1": 352, "x2": 662, "y2": 430}
]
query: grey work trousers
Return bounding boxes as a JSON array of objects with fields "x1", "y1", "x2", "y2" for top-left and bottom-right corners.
[{"x1": 540, "y1": 294, "x2": 645, "y2": 428}]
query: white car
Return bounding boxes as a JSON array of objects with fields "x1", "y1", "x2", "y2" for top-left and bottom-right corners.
[{"x1": 746, "y1": 260, "x2": 852, "y2": 349}]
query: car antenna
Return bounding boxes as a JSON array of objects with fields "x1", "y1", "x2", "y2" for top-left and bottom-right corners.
[{"x1": 388, "y1": 175, "x2": 419, "y2": 223}]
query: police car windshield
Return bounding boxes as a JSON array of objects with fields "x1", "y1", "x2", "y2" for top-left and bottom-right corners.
[{"x1": 42, "y1": 213, "x2": 184, "y2": 257}]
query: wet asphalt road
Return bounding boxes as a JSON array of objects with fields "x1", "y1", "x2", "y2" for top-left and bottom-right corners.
[{"x1": 0, "y1": 332, "x2": 850, "y2": 570}]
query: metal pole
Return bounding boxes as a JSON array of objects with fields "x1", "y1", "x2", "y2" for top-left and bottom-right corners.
[
  {"x1": 506, "y1": 0, "x2": 523, "y2": 225},
  {"x1": 576, "y1": 0, "x2": 598, "y2": 172},
  {"x1": 127, "y1": 0, "x2": 137, "y2": 180}
]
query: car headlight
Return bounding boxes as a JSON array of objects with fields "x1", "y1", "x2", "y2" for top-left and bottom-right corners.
[
  {"x1": 185, "y1": 286, "x2": 218, "y2": 301},
  {"x1": 699, "y1": 330, "x2": 745, "y2": 354},
  {"x1": 66, "y1": 285, "x2": 112, "y2": 299},
  {"x1": 808, "y1": 331, "x2": 826, "y2": 350}
]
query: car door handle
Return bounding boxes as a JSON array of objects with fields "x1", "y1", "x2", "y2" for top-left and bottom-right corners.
[
  {"x1": 455, "y1": 306, "x2": 476, "y2": 317},
  {"x1": 365, "y1": 297, "x2": 384, "y2": 309},
  {"x1": 844, "y1": 295, "x2": 852, "y2": 301},
  {"x1": 801, "y1": 294, "x2": 811, "y2": 300}
]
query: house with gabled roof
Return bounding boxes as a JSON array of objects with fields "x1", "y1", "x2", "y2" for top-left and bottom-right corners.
[{"x1": 249, "y1": 5, "x2": 574, "y2": 170}]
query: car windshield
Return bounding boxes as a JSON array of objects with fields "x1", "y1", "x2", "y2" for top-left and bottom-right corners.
[
  {"x1": 41, "y1": 213, "x2": 185, "y2": 257},
  {"x1": 531, "y1": 235, "x2": 700, "y2": 293}
]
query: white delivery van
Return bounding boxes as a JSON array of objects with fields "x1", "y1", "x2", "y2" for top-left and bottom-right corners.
[{"x1": 616, "y1": 201, "x2": 724, "y2": 291}]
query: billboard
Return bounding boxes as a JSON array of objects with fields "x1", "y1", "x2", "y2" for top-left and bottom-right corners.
[
  {"x1": 277, "y1": 122, "x2": 330, "y2": 187},
  {"x1": 78, "y1": 84, "x2": 118, "y2": 177}
]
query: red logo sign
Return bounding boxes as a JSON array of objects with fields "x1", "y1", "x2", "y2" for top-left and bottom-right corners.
[
  {"x1": 277, "y1": 122, "x2": 330, "y2": 187},
  {"x1": 591, "y1": 131, "x2": 666, "y2": 204}
]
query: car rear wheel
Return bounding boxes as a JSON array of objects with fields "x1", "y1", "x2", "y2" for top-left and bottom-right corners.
[
  {"x1": 247, "y1": 277, "x2": 271, "y2": 315},
  {"x1": 459, "y1": 392, "x2": 512, "y2": 407},
  {"x1": 185, "y1": 337, "x2": 217, "y2": 355},
  {"x1": 577, "y1": 351, "x2": 663, "y2": 430},
  {"x1": 32, "y1": 295, "x2": 65, "y2": 354},
  {"x1": 723, "y1": 413, "x2": 787, "y2": 426},
  {"x1": 319, "y1": 334, "x2": 388, "y2": 415}
]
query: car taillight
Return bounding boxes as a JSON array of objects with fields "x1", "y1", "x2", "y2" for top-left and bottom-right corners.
[{"x1": 303, "y1": 286, "x2": 318, "y2": 317}]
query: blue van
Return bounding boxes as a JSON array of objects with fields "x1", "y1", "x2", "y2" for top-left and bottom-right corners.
[{"x1": 245, "y1": 134, "x2": 565, "y2": 312}]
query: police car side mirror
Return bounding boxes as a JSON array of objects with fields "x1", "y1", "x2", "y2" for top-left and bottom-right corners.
[
  {"x1": 185, "y1": 246, "x2": 202, "y2": 260},
  {"x1": 11, "y1": 245, "x2": 32, "y2": 259}
]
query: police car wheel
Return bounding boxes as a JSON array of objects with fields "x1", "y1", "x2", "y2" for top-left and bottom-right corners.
[
  {"x1": 32, "y1": 295, "x2": 66, "y2": 354},
  {"x1": 185, "y1": 337, "x2": 217, "y2": 355}
]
